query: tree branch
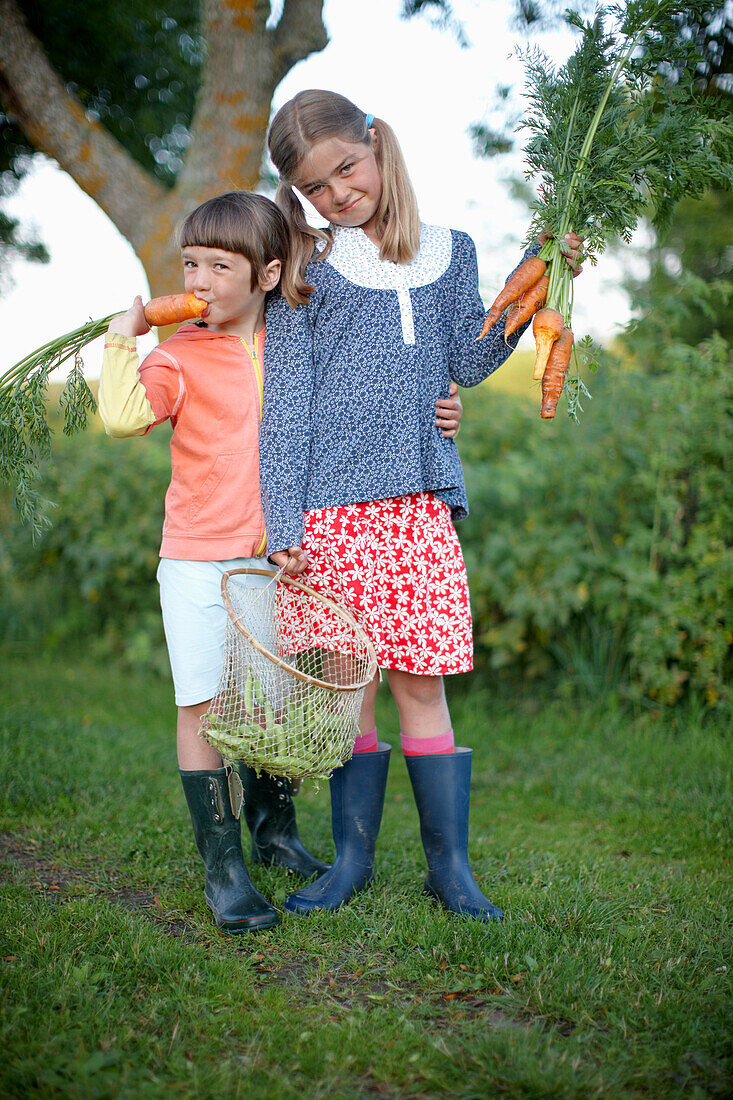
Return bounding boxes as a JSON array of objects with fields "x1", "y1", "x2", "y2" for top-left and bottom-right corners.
[
  {"x1": 272, "y1": 0, "x2": 328, "y2": 84},
  {"x1": 0, "y1": 0, "x2": 166, "y2": 249}
]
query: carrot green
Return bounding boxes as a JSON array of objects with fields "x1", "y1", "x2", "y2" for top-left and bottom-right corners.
[{"x1": 520, "y1": 0, "x2": 733, "y2": 417}]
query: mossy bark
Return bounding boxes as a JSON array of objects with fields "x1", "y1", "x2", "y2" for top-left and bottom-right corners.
[{"x1": 0, "y1": 0, "x2": 328, "y2": 305}]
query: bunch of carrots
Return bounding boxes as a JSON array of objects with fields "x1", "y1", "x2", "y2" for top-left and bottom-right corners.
[
  {"x1": 477, "y1": 253, "x2": 571, "y2": 420},
  {"x1": 477, "y1": 1, "x2": 733, "y2": 422}
]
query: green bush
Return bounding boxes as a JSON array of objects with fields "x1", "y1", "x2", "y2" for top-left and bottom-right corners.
[
  {"x1": 459, "y1": 332, "x2": 732, "y2": 711},
  {"x1": 1, "y1": 329, "x2": 730, "y2": 711},
  {"x1": 0, "y1": 424, "x2": 170, "y2": 675}
]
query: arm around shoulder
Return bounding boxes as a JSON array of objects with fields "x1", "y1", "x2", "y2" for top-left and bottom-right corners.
[{"x1": 260, "y1": 293, "x2": 316, "y2": 554}]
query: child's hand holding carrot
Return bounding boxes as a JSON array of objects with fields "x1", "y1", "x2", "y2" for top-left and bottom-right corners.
[
  {"x1": 107, "y1": 296, "x2": 151, "y2": 339},
  {"x1": 537, "y1": 230, "x2": 584, "y2": 276},
  {"x1": 107, "y1": 293, "x2": 209, "y2": 339}
]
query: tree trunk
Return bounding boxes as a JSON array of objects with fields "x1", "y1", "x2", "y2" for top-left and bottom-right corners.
[{"x1": 0, "y1": 0, "x2": 327, "y2": 300}]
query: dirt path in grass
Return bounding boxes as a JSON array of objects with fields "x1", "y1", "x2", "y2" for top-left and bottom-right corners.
[{"x1": 1, "y1": 830, "x2": 539, "y2": 1032}]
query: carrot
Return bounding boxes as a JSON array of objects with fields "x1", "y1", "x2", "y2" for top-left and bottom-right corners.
[
  {"x1": 477, "y1": 256, "x2": 547, "y2": 340},
  {"x1": 504, "y1": 274, "x2": 549, "y2": 338},
  {"x1": 540, "y1": 328, "x2": 574, "y2": 418},
  {"x1": 532, "y1": 307, "x2": 564, "y2": 381},
  {"x1": 144, "y1": 293, "x2": 208, "y2": 326}
]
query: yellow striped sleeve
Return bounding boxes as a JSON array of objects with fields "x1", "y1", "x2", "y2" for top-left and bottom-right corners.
[{"x1": 98, "y1": 333, "x2": 157, "y2": 438}]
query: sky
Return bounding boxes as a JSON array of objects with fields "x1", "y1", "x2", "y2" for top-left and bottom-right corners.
[{"x1": 0, "y1": 0, "x2": 644, "y2": 379}]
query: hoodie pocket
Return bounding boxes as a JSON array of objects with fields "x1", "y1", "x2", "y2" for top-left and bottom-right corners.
[{"x1": 188, "y1": 449, "x2": 263, "y2": 538}]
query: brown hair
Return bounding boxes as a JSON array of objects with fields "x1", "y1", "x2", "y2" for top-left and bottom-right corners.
[
  {"x1": 177, "y1": 191, "x2": 308, "y2": 308},
  {"x1": 268, "y1": 90, "x2": 421, "y2": 298}
]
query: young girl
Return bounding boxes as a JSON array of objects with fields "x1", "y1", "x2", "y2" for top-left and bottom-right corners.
[
  {"x1": 259, "y1": 90, "x2": 583, "y2": 922},
  {"x1": 98, "y1": 190, "x2": 463, "y2": 934}
]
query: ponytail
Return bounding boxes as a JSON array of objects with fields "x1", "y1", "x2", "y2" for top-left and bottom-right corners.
[
  {"x1": 275, "y1": 180, "x2": 332, "y2": 306},
  {"x1": 369, "y1": 117, "x2": 421, "y2": 265},
  {"x1": 268, "y1": 90, "x2": 422, "y2": 302}
]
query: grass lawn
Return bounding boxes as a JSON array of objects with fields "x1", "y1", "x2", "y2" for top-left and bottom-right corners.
[{"x1": 1, "y1": 646, "x2": 731, "y2": 1098}]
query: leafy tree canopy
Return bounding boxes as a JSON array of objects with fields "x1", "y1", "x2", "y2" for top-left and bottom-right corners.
[
  {"x1": 623, "y1": 188, "x2": 733, "y2": 350},
  {"x1": 471, "y1": 2, "x2": 732, "y2": 159},
  {"x1": 468, "y1": 2, "x2": 732, "y2": 346},
  {"x1": 0, "y1": 1, "x2": 202, "y2": 272},
  {"x1": 0, "y1": 0, "x2": 330, "y2": 294},
  {"x1": 0, "y1": 0, "x2": 455, "y2": 274},
  {"x1": 4, "y1": 0, "x2": 202, "y2": 192}
]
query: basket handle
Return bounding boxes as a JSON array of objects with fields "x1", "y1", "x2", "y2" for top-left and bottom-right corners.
[{"x1": 221, "y1": 567, "x2": 378, "y2": 692}]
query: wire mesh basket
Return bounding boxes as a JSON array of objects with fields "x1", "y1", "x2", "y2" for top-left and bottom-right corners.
[{"x1": 201, "y1": 568, "x2": 379, "y2": 780}]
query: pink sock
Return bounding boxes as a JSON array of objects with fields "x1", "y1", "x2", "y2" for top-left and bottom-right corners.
[
  {"x1": 353, "y1": 726, "x2": 378, "y2": 753},
  {"x1": 400, "y1": 729, "x2": 455, "y2": 756}
]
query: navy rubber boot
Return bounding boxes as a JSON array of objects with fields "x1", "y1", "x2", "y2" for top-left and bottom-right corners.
[
  {"x1": 404, "y1": 748, "x2": 503, "y2": 922},
  {"x1": 180, "y1": 767, "x2": 279, "y2": 932},
  {"x1": 284, "y1": 743, "x2": 391, "y2": 914},
  {"x1": 239, "y1": 766, "x2": 330, "y2": 879}
]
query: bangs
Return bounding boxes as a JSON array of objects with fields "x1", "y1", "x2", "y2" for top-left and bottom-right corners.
[{"x1": 177, "y1": 195, "x2": 255, "y2": 255}]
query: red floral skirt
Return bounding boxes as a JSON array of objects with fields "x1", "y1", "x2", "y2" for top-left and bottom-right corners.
[{"x1": 287, "y1": 492, "x2": 473, "y2": 675}]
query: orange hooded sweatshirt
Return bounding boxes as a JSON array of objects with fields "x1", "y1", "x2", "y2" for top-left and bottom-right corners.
[{"x1": 99, "y1": 323, "x2": 267, "y2": 560}]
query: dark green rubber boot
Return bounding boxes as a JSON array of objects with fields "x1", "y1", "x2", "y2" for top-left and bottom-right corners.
[
  {"x1": 239, "y1": 766, "x2": 330, "y2": 879},
  {"x1": 180, "y1": 766, "x2": 278, "y2": 932}
]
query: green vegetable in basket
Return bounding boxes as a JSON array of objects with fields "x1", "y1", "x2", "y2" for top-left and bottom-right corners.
[
  {"x1": 210, "y1": 730, "x2": 246, "y2": 756},
  {"x1": 243, "y1": 669, "x2": 255, "y2": 717},
  {"x1": 285, "y1": 700, "x2": 300, "y2": 727},
  {"x1": 263, "y1": 701, "x2": 284, "y2": 744},
  {"x1": 204, "y1": 712, "x2": 226, "y2": 731},
  {"x1": 252, "y1": 674, "x2": 268, "y2": 707},
  {"x1": 309, "y1": 703, "x2": 346, "y2": 734}
]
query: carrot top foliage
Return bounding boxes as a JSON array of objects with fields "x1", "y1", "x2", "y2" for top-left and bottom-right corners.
[
  {"x1": 524, "y1": 0, "x2": 733, "y2": 253},
  {"x1": 0, "y1": 295, "x2": 206, "y2": 537},
  {"x1": 520, "y1": 0, "x2": 733, "y2": 416}
]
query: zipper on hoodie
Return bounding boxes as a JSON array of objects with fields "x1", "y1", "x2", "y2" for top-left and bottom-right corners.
[{"x1": 240, "y1": 331, "x2": 264, "y2": 417}]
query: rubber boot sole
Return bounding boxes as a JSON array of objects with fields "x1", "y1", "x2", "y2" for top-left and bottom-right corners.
[
  {"x1": 205, "y1": 894, "x2": 279, "y2": 932},
  {"x1": 423, "y1": 881, "x2": 503, "y2": 922}
]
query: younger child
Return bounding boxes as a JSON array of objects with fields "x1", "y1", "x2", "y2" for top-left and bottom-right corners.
[
  {"x1": 98, "y1": 190, "x2": 463, "y2": 933},
  {"x1": 260, "y1": 91, "x2": 583, "y2": 922}
]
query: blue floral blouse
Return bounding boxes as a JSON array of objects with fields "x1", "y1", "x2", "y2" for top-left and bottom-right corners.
[{"x1": 260, "y1": 223, "x2": 536, "y2": 554}]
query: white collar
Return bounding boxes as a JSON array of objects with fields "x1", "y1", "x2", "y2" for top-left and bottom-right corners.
[{"x1": 326, "y1": 223, "x2": 452, "y2": 290}]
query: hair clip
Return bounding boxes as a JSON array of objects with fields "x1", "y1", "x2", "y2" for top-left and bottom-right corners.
[{"x1": 365, "y1": 113, "x2": 375, "y2": 129}]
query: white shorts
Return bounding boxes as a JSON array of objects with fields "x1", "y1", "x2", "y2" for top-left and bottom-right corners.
[{"x1": 157, "y1": 557, "x2": 276, "y2": 707}]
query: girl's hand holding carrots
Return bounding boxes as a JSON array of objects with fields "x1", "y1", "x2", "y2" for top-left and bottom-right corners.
[
  {"x1": 537, "y1": 230, "x2": 585, "y2": 276},
  {"x1": 107, "y1": 296, "x2": 151, "y2": 339},
  {"x1": 478, "y1": 230, "x2": 585, "y2": 341},
  {"x1": 475, "y1": 228, "x2": 583, "y2": 418}
]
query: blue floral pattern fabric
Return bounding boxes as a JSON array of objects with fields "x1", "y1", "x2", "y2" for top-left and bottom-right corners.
[{"x1": 260, "y1": 224, "x2": 537, "y2": 554}]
